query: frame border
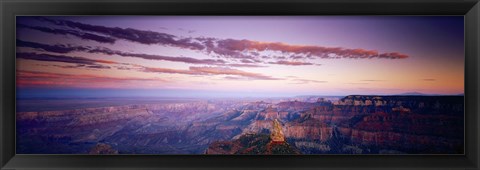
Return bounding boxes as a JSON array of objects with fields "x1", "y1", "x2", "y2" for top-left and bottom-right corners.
[{"x1": 1, "y1": 0, "x2": 479, "y2": 169}]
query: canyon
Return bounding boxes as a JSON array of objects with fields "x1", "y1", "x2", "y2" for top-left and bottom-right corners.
[{"x1": 16, "y1": 95, "x2": 464, "y2": 154}]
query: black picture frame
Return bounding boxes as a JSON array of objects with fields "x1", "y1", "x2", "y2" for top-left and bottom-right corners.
[{"x1": 1, "y1": 0, "x2": 479, "y2": 169}]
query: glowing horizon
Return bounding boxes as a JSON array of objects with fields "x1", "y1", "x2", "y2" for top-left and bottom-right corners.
[{"x1": 16, "y1": 16, "x2": 465, "y2": 97}]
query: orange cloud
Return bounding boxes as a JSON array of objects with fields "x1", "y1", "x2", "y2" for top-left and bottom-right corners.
[
  {"x1": 17, "y1": 70, "x2": 166, "y2": 88},
  {"x1": 212, "y1": 39, "x2": 409, "y2": 59},
  {"x1": 143, "y1": 66, "x2": 281, "y2": 80}
]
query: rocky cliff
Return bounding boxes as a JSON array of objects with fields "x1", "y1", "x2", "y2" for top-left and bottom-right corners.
[
  {"x1": 206, "y1": 119, "x2": 300, "y2": 155},
  {"x1": 17, "y1": 95, "x2": 464, "y2": 154}
]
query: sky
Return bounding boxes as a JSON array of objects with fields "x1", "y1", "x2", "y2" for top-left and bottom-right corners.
[{"x1": 15, "y1": 16, "x2": 465, "y2": 98}]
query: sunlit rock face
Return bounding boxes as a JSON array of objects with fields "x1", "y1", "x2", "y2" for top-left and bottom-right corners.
[
  {"x1": 89, "y1": 143, "x2": 118, "y2": 154},
  {"x1": 270, "y1": 119, "x2": 285, "y2": 143},
  {"x1": 205, "y1": 133, "x2": 300, "y2": 155}
]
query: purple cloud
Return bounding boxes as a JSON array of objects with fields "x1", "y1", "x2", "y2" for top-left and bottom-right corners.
[
  {"x1": 88, "y1": 47, "x2": 226, "y2": 65},
  {"x1": 207, "y1": 38, "x2": 409, "y2": 60},
  {"x1": 28, "y1": 17, "x2": 410, "y2": 64},
  {"x1": 17, "y1": 39, "x2": 88, "y2": 53},
  {"x1": 144, "y1": 66, "x2": 281, "y2": 80},
  {"x1": 17, "y1": 39, "x2": 267, "y2": 67},
  {"x1": 17, "y1": 23, "x2": 116, "y2": 44},
  {"x1": 16, "y1": 52, "x2": 116, "y2": 69},
  {"x1": 268, "y1": 60, "x2": 314, "y2": 66},
  {"x1": 34, "y1": 17, "x2": 204, "y2": 50},
  {"x1": 225, "y1": 63, "x2": 266, "y2": 68},
  {"x1": 290, "y1": 79, "x2": 327, "y2": 84}
]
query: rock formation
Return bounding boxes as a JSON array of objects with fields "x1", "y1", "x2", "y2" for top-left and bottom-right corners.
[
  {"x1": 270, "y1": 119, "x2": 285, "y2": 143},
  {"x1": 205, "y1": 133, "x2": 300, "y2": 155},
  {"x1": 88, "y1": 143, "x2": 118, "y2": 154}
]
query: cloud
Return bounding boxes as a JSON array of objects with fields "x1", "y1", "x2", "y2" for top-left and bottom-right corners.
[
  {"x1": 17, "y1": 70, "x2": 166, "y2": 88},
  {"x1": 143, "y1": 67, "x2": 197, "y2": 75},
  {"x1": 17, "y1": 39, "x2": 225, "y2": 65},
  {"x1": 16, "y1": 52, "x2": 117, "y2": 67},
  {"x1": 240, "y1": 59, "x2": 255, "y2": 63},
  {"x1": 268, "y1": 60, "x2": 314, "y2": 66},
  {"x1": 33, "y1": 17, "x2": 409, "y2": 61},
  {"x1": 34, "y1": 17, "x2": 204, "y2": 50},
  {"x1": 144, "y1": 66, "x2": 281, "y2": 80},
  {"x1": 290, "y1": 78, "x2": 327, "y2": 84},
  {"x1": 225, "y1": 63, "x2": 266, "y2": 68},
  {"x1": 189, "y1": 66, "x2": 281, "y2": 80},
  {"x1": 17, "y1": 39, "x2": 88, "y2": 53},
  {"x1": 27, "y1": 17, "x2": 410, "y2": 71},
  {"x1": 210, "y1": 39, "x2": 409, "y2": 59},
  {"x1": 85, "y1": 65, "x2": 112, "y2": 69},
  {"x1": 223, "y1": 76, "x2": 247, "y2": 80},
  {"x1": 52, "y1": 64, "x2": 112, "y2": 70},
  {"x1": 17, "y1": 39, "x2": 266, "y2": 67},
  {"x1": 17, "y1": 23, "x2": 116, "y2": 44},
  {"x1": 88, "y1": 47, "x2": 226, "y2": 65}
]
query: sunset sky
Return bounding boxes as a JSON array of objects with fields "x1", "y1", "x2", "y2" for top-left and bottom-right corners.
[{"x1": 16, "y1": 16, "x2": 464, "y2": 98}]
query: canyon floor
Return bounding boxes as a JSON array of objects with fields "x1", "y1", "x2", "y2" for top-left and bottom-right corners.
[{"x1": 16, "y1": 95, "x2": 464, "y2": 154}]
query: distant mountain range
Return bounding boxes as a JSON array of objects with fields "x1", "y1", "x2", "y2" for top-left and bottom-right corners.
[
  {"x1": 293, "y1": 92, "x2": 464, "y2": 98},
  {"x1": 395, "y1": 92, "x2": 464, "y2": 96}
]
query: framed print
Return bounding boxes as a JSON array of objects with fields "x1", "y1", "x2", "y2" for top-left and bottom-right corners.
[{"x1": 1, "y1": 0, "x2": 479, "y2": 169}]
